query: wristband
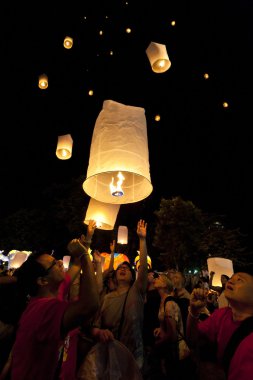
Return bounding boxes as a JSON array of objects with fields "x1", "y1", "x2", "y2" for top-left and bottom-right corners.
[{"x1": 188, "y1": 306, "x2": 200, "y2": 319}]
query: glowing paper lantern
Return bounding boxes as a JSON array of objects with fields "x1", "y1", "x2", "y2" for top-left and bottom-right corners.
[
  {"x1": 9, "y1": 251, "x2": 31, "y2": 269},
  {"x1": 117, "y1": 226, "x2": 128, "y2": 244},
  {"x1": 63, "y1": 36, "x2": 73, "y2": 49},
  {"x1": 82, "y1": 99, "x2": 153, "y2": 204},
  {"x1": 207, "y1": 257, "x2": 234, "y2": 287},
  {"x1": 84, "y1": 197, "x2": 120, "y2": 230},
  {"x1": 100, "y1": 252, "x2": 130, "y2": 271},
  {"x1": 56, "y1": 134, "x2": 73, "y2": 160},
  {"x1": 38, "y1": 73, "x2": 48, "y2": 89},
  {"x1": 146, "y1": 42, "x2": 171, "y2": 73},
  {"x1": 134, "y1": 254, "x2": 152, "y2": 271},
  {"x1": 63, "y1": 255, "x2": 71, "y2": 271}
]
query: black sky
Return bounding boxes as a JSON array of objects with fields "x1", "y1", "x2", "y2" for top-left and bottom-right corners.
[{"x1": 2, "y1": 1, "x2": 253, "y2": 247}]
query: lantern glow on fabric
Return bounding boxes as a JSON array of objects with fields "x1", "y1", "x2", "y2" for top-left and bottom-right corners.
[
  {"x1": 82, "y1": 100, "x2": 153, "y2": 204},
  {"x1": 56, "y1": 134, "x2": 73, "y2": 160},
  {"x1": 146, "y1": 42, "x2": 171, "y2": 73},
  {"x1": 84, "y1": 197, "x2": 120, "y2": 230},
  {"x1": 207, "y1": 257, "x2": 234, "y2": 287}
]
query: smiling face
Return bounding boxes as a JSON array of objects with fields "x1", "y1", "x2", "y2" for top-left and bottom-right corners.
[{"x1": 224, "y1": 272, "x2": 253, "y2": 307}]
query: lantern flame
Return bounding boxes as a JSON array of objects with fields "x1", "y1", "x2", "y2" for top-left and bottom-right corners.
[{"x1": 110, "y1": 172, "x2": 125, "y2": 196}]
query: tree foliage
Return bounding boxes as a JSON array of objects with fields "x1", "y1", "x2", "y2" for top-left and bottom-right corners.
[{"x1": 152, "y1": 196, "x2": 252, "y2": 272}]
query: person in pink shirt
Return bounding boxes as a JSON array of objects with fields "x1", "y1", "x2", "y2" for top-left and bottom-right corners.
[
  {"x1": 10, "y1": 232, "x2": 99, "y2": 380},
  {"x1": 187, "y1": 265, "x2": 253, "y2": 380}
]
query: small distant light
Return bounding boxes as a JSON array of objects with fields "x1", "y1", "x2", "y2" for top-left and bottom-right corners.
[
  {"x1": 126, "y1": 27, "x2": 131, "y2": 34},
  {"x1": 84, "y1": 16, "x2": 87, "y2": 20},
  {"x1": 171, "y1": 20, "x2": 176, "y2": 26},
  {"x1": 223, "y1": 102, "x2": 229, "y2": 108},
  {"x1": 38, "y1": 74, "x2": 48, "y2": 90},
  {"x1": 105, "y1": 15, "x2": 109, "y2": 19},
  {"x1": 203, "y1": 73, "x2": 209, "y2": 79},
  {"x1": 155, "y1": 114, "x2": 161, "y2": 122},
  {"x1": 63, "y1": 36, "x2": 73, "y2": 49},
  {"x1": 88, "y1": 90, "x2": 94, "y2": 96},
  {"x1": 99, "y1": 30, "x2": 103, "y2": 36},
  {"x1": 109, "y1": 50, "x2": 113, "y2": 55}
]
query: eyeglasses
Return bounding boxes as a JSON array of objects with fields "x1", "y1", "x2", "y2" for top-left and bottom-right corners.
[
  {"x1": 45, "y1": 259, "x2": 57, "y2": 275},
  {"x1": 117, "y1": 265, "x2": 131, "y2": 271}
]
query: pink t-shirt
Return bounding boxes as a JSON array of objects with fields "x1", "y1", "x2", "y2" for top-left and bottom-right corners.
[
  {"x1": 198, "y1": 307, "x2": 253, "y2": 380},
  {"x1": 11, "y1": 296, "x2": 68, "y2": 380},
  {"x1": 58, "y1": 273, "x2": 79, "y2": 380}
]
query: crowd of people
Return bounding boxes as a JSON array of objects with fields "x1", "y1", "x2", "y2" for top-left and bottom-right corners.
[{"x1": 0, "y1": 219, "x2": 253, "y2": 380}]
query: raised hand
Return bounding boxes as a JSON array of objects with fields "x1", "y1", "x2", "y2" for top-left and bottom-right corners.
[
  {"x1": 189, "y1": 288, "x2": 209, "y2": 314},
  {"x1": 136, "y1": 219, "x2": 147, "y2": 239},
  {"x1": 67, "y1": 238, "x2": 87, "y2": 258}
]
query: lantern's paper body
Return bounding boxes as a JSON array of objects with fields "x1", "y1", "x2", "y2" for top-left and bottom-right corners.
[
  {"x1": 56, "y1": 134, "x2": 73, "y2": 160},
  {"x1": 83, "y1": 100, "x2": 153, "y2": 204},
  {"x1": 117, "y1": 226, "x2": 128, "y2": 244},
  {"x1": 146, "y1": 42, "x2": 171, "y2": 73},
  {"x1": 207, "y1": 257, "x2": 234, "y2": 286},
  {"x1": 8, "y1": 251, "x2": 30, "y2": 269},
  {"x1": 38, "y1": 73, "x2": 48, "y2": 89},
  {"x1": 134, "y1": 254, "x2": 152, "y2": 271},
  {"x1": 63, "y1": 255, "x2": 71, "y2": 270},
  {"x1": 100, "y1": 252, "x2": 130, "y2": 271},
  {"x1": 84, "y1": 197, "x2": 120, "y2": 230}
]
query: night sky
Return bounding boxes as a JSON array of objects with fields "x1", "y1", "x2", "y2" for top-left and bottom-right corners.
[{"x1": 2, "y1": 1, "x2": 253, "y2": 248}]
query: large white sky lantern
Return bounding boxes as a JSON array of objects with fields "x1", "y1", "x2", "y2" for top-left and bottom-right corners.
[
  {"x1": 207, "y1": 257, "x2": 234, "y2": 287},
  {"x1": 84, "y1": 197, "x2": 120, "y2": 230},
  {"x1": 56, "y1": 134, "x2": 73, "y2": 160},
  {"x1": 82, "y1": 99, "x2": 153, "y2": 204},
  {"x1": 146, "y1": 42, "x2": 171, "y2": 73}
]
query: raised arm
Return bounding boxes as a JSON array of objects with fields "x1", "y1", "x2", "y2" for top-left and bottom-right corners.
[
  {"x1": 186, "y1": 287, "x2": 208, "y2": 346},
  {"x1": 61, "y1": 238, "x2": 99, "y2": 336},
  {"x1": 136, "y1": 219, "x2": 148, "y2": 293},
  {"x1": 108, "y1": 240, "x2": 115, "y2": 272},
  {"x1": 93, "y1": 250, "x2": 103, "y2": 295},
  {"x1": 66, "y1": 220, "x2": 96, "y2": 283}
]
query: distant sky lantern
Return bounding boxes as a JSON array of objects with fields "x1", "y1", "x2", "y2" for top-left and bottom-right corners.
[
  {"x1": 82, "y1": 99, "x2": 153, "y2": 204},
  {"x1": 146, "y1": 42, "x2": 171, "y2": 73},
  {"x1": 88, "y1": 90, "x2": 94, "y2": 96},
  {"x1": 38, "y1": 73, "x2": 48, "y2": 89},
  {"x1": 56, "y1": 134, "x2": 73, "y2": 160},
  {"x1": 117, "y1": 226, "x2": 128, "y2": 244},
  {"x1": 63, "y1": 36, "x2": 73, "y2": 49},
  {"x1": 62, "y1": 255, "x2": 71, "y2": 270},
  {"x1": 84, "y1": 197, "x2": 120, "y2": 230},
  {"x1": 155, "y1": 114, "x2": 161, "y2": 122},
  {"x1": 204, "y1": 73, "x2": 209, "y2": 79},
  {"x1": 207, "y1": 257, "x2": 234, "y2": 287}
]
